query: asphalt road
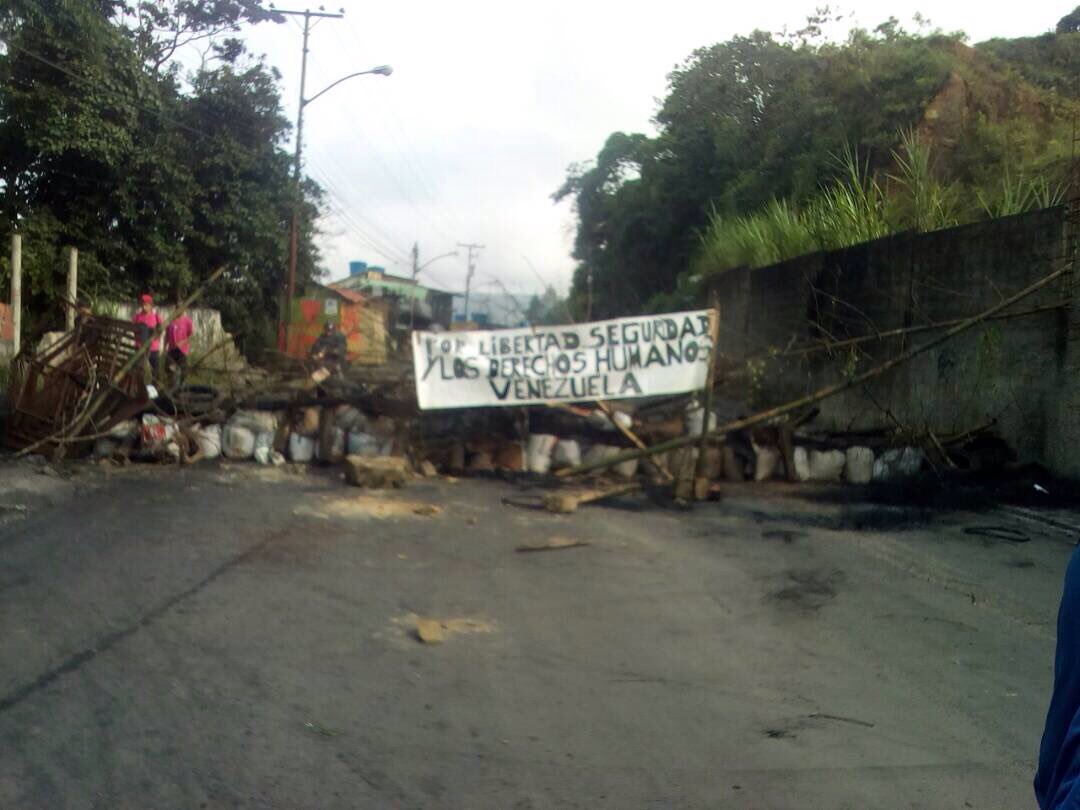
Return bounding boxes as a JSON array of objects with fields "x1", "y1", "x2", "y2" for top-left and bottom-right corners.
[{"x1": 0, "y1": 461, "x2": 1071, "y2": 809}]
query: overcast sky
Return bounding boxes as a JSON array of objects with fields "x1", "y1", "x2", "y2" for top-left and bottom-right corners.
[{"x1": 235, "y1": 1, "x2": 1072, "y2": 298}]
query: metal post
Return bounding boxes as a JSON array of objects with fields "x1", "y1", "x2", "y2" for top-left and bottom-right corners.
[
  {"x1": 10, "y1": 234, "x2": 21, "y2": 356},
  {"x1": 65, "y1": 247, "x2": 78, "y2": 331},
  {"x1": 457, "y1": 242, "x2": 483, "y2": 323},
  {"x1": 409, "y1": 242, "x2": 419, "y2": 330},
  {"x1": 282, "y1": 11, "x2": 311, "y2": 352}
]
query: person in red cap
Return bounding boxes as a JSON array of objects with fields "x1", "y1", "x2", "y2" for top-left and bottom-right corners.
[
  {"x1": 165, "y1": 295, "x2": 194, "y2": 384},
  {"x1": 132, "y1": 293, "x2": 162, "y2": 377}
]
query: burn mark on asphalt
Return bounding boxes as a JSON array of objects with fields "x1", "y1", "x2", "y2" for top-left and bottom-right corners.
[{"x1": 767, "y1": 568, "x2": 845, "y2": 612}]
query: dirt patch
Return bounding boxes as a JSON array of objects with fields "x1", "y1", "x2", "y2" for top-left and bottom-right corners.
[
  {"x1": 391, "y1": 613, "x2": 497, "y2": 644},
  {"x1": 294, "y1": 494, "x2": 443, "y2": 521}
]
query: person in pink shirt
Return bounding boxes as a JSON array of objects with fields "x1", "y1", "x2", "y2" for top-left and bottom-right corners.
[
  {"x1": 132, "y1": 294, "x2": 162, "y2": 377},
  {"x1": 166, "y1": 303, "x2": 194, "y2": 383}
]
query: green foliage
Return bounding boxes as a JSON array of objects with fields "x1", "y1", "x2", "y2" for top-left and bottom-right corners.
[
  {"x1": 976, "y1": 170, "x2": 1068, "y2": 218},
  {"x1": 524, "y1": 286, "x2": 569, "y2": 326},
  {"x1": 558, "y1": 19, "x2": 1078, "y2": 318},
  {"x1": 1058, "y1": 7, "x2": 1080, "y2": 36},
  {"x1": 0, "y1": 0, "x2": 317, "y2": 354}
]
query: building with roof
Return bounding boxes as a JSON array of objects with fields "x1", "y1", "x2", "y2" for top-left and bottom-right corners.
[{"x1": 333, "y1": 262, "x2": 454, "y2": 335}]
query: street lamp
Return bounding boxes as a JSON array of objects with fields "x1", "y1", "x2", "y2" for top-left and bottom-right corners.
[
  {"x1": 409, "y1": 247, "x2": 458, "y2": 329},
  {"x1": 281, "y1": 49, "x2": 392, "y2": 350},
  {"x1": 412, "y1": 249, "x2": 458, "y2": 280}
]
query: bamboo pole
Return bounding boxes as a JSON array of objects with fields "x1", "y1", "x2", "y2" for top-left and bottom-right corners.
[
  {"x1": 692, "y1": 306, "x2": 720, "y2": 498},
  {"x1": 557, "y1": 262, "x2": 1073, "y2": 477},
  {"x1": 719, "y1": 301, "x2": 1067, "y2": 374},
  {"x1": 10, "y1": 235, "x2": 21, "y2": 356},
  {"x1": 65, "y1": 247, "x2": 78, "y2": 332}
]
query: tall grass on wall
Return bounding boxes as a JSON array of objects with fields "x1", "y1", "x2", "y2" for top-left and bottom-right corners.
[{"x1": 692, "y1": 128, "x2": 1057, "y2": 283}]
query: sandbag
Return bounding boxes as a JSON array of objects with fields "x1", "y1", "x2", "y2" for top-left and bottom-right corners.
[
  {"x1": 845, "y1": 446, "x2": 874, "y2": 484},
  {"x1": 334, "y1": 405, "x2": 367, "y2": 432},
  {"x1": 873, "y1": 447, "x2": 925, "y2": 481},
  {"x1": 195, "y1": 424, "x2": 222, "y2": 459},
  {"x1": 495, "y1": 441, "x2": 524, "y2": 471},
  {"x1": 294, "y1": 407, "x2": 321, "y2": 437},
  {"x1": 222, "y1": 424, "x2": 256, "y2": 459},
  {"x1": 347, "y1": 431, "x2": 380, "y2": 456},
  {"x1": 288, "y1": 433, "x2": 315, "y2": 463},
  {"x1": 526, "y1": 434, "x2": 557, "y2": 474},
  {"x1": 587, "y1": 410, "x2": 632, "y2": 431},
  {"x1": 230, "y1": 409, "x2": 277, "y2": 434},
  {"x1": 792, "y1": 446, "x2": 811, "y2": 482},
  {"x1": 807, "y1": 449, "x2": 845, "y2": 482},
  {"x1": 551, "y1": 439, "x2": 582, "y2": 469},
  {"x1": 582, "y1": 443, "x2": 621, "y2": 474},
  {"x1": 686, "y1": 406, "x2": 718, "y2": 437},
  {"x1": 107, "y1": 420, "x2": 138, "y2": 440},
  {"x1": 316, "y1": 427, "x2": 346, "y2": 463},
  {"x1": 753, "y1": 443, "x2": 780, "y2": 481},
  {"x1": 668, "y1": 447, "x2": 699, "y2": 480},
  {"x1": 139, "y1": 415, "x2": 176, "y2": 455}
]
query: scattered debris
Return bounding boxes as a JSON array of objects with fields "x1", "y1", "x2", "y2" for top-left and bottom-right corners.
[
  {"x1": 415, "y1": 618, "x2": 444, "y2": 643},
  {"x1": 343, "y1": 455, "x2": 410, "y2": 489},
  {"x1": 543, "y1": 482, "x2": 640, "y2": 514},
  {"x1": 515, "y1": 536, "x2": 589, "y2": 553},
  {"x1": 413, "y1": 504, "x2": 442, "y2": 517}
]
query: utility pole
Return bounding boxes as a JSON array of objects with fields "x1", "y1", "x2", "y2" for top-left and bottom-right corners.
[
  {"x1": 10, "y1": 234, "x2": 21, "y2": 356},
  {"x1": 457, "y1": 242, "x2": 484, "y2": 323},
  {"x1": 411, "y1": 241, "x2": 419, "y2": 279},
  {"x1": 278, "y1": 7, "x2": 345, "y2": 351},
  {"x1": 65, "y1": 247, "x2": 78, "y2": 332}
]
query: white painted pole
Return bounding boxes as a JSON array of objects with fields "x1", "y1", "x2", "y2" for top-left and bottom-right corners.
[
  {"x1": 65, "y1": 247, "x2": 77, "y2": 331},
  {"x1": 11, "y1": 234, "x2": 21, "y2": 356}
]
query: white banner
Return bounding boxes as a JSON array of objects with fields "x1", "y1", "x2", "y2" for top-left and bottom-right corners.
[{"x1": 412, "y1": 310, "x2": 716, "y2": 410}]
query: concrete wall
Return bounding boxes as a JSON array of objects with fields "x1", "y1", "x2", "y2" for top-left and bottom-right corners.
[{"x1": 707, "y1": 206, "x2": 1077, "y2": 475}]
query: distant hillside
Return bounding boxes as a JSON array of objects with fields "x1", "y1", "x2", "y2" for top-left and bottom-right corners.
[{"x1": 556, "y1": 21, "x2": 1080, "y2": 319}]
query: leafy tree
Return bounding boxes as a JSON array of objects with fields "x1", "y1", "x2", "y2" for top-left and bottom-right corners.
[
  {"x1": 0, "y1": 0, "x2": 319, "y2": 353},
  {"x1": 1057, "y1": 6, "x2": 1080, "y2": 34},
  {"x1": 557, "y1": 18, "x2": 1074, "y2": 318}
]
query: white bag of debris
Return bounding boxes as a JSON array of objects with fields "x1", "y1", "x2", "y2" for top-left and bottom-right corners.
[
  {"x1": 753, "y1": 443, "x2": 781, "y2": 481},
  {"x1": 873, "y1": 447, "x2": 925, "y2": 481},
  {"x1": 686, "y1": 405, "x2": 717, "y2": 437},
  {"x1": 195, "y1": 424, "x2": 222, "y2": 459},
  {"x1": 792, "y1": 447, "x2": 811, "y2": 482},
  {"x1": 222, "y1": 424, "x2": 256, "y2": 459},
  {"x1": 253, "y1": 431, "x2": 274, "y2": 452},
  {"x1": 807, "y1": 449, "x2": 846, "y2": 482},
  {"x1": 288, "y1": 433, "x2": 315, "y2": 463},
  {"x1": 229, "y1": 409, "x2": 277, "y2": 434},
  {"x1": 587, "y1": 409, "x2": 632, "y2": 431},
  {"x1": 107, "y1": 420, "x2": 138, "y2": 440},
  {"x1": 254, "y1": 446, "x2": 271, "y2": 465},
  {"x1": 613, "y1": 457, "x2": 639, "y2": 479},
  {"x1": 317, "y1": 427, "x2": 346, "y2": 463},
  {"x1": 551, "y1": 439, "x2": 582, "y2": 469},
  {"x1": 347, "y1": 431, "x2": 380, "y2": 457},
  {"x1": 845, "y1": 447, "x2": 874, "y2": 484},
  {"x1": 527, "y1": 434, "x2": 558, "y2": 474}
]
